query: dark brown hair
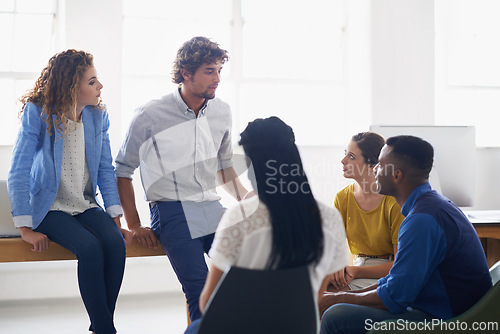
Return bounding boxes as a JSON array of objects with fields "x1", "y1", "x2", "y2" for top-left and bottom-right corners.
[
  {"x1": 352, "y1": 132, "x2": 386, "y2": 165},
  {"x1": 171, "y1": 36, "x2": 229, "y2": 84}
]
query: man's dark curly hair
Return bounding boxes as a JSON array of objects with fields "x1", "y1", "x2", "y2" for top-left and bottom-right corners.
[{"x1": 171, "y1": 36, "x2": 229, "y2": 84}]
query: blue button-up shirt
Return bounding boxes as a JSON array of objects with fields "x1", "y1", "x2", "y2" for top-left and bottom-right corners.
[{"x1": 377, "y1": 183, "x2": 491, "y2": 318}]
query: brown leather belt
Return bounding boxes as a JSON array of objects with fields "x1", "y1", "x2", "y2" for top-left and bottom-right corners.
[{"x1": 356, "y1": 253, "x2": 394, "y2": 260}]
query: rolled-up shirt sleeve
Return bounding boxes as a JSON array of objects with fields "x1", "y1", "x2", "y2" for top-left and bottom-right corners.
[
  {"x1": 115, "y1": 109, "x2": 150, "y2": 180},
  {"x1": 217, "y1": 123, "x2": 233, "y2": 171}
]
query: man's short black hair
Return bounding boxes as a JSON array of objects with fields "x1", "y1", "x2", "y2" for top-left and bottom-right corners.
[{"x1": 385, "y1": 135, "x2": 434, "y2": 179}]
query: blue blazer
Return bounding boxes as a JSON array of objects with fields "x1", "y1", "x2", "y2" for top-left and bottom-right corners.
[{"x1": 7, "y1": 102, "x2": 121, "y2": 229}]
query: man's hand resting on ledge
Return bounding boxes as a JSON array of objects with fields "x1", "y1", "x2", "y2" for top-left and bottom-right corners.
[{"x1": 130, "y1": 225, "x2": 159, "y2": 249}]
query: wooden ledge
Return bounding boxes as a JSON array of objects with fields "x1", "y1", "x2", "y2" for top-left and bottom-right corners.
[
  {"x1": 474, "y1": 224, "x2": 500, "y2": 240},
  {"x1": 0, "y1": 237, "x2": 165, "y2": 263}
]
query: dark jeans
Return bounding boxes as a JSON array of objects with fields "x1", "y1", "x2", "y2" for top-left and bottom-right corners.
[
  {"x1": 185, "y1": 318, "x2": 201, "y2": 334},
  {"x1": 150, "y1": 201, "x2": 225, "y2": 322},
  {"x1": 320, "y1": 303, "x2": 434, "y2": 334},
  {"x1": 36, "y1": 208, "x2": 126, "y2": 334}
]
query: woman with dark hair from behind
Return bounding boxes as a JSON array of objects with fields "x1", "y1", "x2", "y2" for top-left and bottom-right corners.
[{"x1": 185, "y1": 116, "x2": 348, "y2": 333}]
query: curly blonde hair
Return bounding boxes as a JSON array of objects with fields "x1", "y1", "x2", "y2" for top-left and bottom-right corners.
[
  {"x1": 19, "y1": 49, "x2": 102, "y2": 136},
  {"x1": 171, "y1": 36, "x2": 229, "y2": 84}
]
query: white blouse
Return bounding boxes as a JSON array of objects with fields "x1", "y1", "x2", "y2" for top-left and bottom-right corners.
[
  {"x1": 50, "y1": 120, "x2": 99, "y2": 215},
  {"x1": 209, "y1": 196, "x2": 349, "y2": 298}
]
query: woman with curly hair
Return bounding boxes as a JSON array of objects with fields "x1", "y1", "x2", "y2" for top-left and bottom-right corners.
[{"x1": 8, "y1": 49, "x2": 132, "y2": 334}]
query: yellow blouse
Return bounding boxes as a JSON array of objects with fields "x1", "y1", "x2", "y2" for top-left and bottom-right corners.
[{"x1": 334, "y1": 183, "x2": 404, "y2": 256}]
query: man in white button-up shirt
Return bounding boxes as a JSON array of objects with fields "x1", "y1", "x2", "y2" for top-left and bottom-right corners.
[{"x1": 115, "y1": 37, "x2": 252, "y2": 322}]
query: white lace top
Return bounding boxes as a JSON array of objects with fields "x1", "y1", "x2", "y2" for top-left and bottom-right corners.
[
  {"x1": 209, "y1": 196, "x2": 349, "y2": 297},
  {"x1": 50, "y1": 120, "x2": 99, "y2": 215}
]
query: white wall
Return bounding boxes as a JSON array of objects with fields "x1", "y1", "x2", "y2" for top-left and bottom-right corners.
[
  {"x1": 64, "y1": 0, "x2": 124, "y2": 154},
  {"x1": 471, "y1": 147, "x2": 500, "y2": 210},
  {"x1": 371, "y1": 0, "x2": 435, "y2": 125}
]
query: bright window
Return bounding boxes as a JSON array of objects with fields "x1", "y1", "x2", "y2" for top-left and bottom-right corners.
[
  {"x1": 121, "y1": 0, "x2": 348, "y2": 145},
  {"x1": 435, "y1": 0, "x2": 500, "y2": 146},
  {"x1": 0, "y1": 0, "x2": 58, "y2": 145}
]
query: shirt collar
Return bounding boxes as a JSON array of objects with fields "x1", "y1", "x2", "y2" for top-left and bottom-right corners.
[
  {"x1": 173, "y1": 87, "x2": 209, "y2": 116},
  {"x1": 401, "y1": 182, "x2": 432, "y2": 216},
  {"x1": 199, "y1": 101, "x2": 208, "y2": 115}
]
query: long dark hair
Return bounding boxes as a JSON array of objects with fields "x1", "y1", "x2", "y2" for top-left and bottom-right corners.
[{"x1": 239, "y1": 117, "x2": 324, "y2": 269}]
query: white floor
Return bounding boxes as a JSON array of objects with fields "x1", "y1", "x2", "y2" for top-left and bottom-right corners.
[{"x1": 0, "y1": 292, "x2": 189, "y2": 334}]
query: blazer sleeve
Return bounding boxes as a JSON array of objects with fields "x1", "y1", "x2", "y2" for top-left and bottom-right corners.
[
  {"x1": 7, "y1": 103, "x2": 44, "y2": 227},
  {"x1": 95, "y1": 109, "x2": 122, "y2": 216}
]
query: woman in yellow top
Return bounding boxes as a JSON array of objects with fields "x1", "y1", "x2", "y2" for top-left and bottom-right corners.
[{"x1": 328, "y1": 132, "x2": 405, "y2": 291}]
